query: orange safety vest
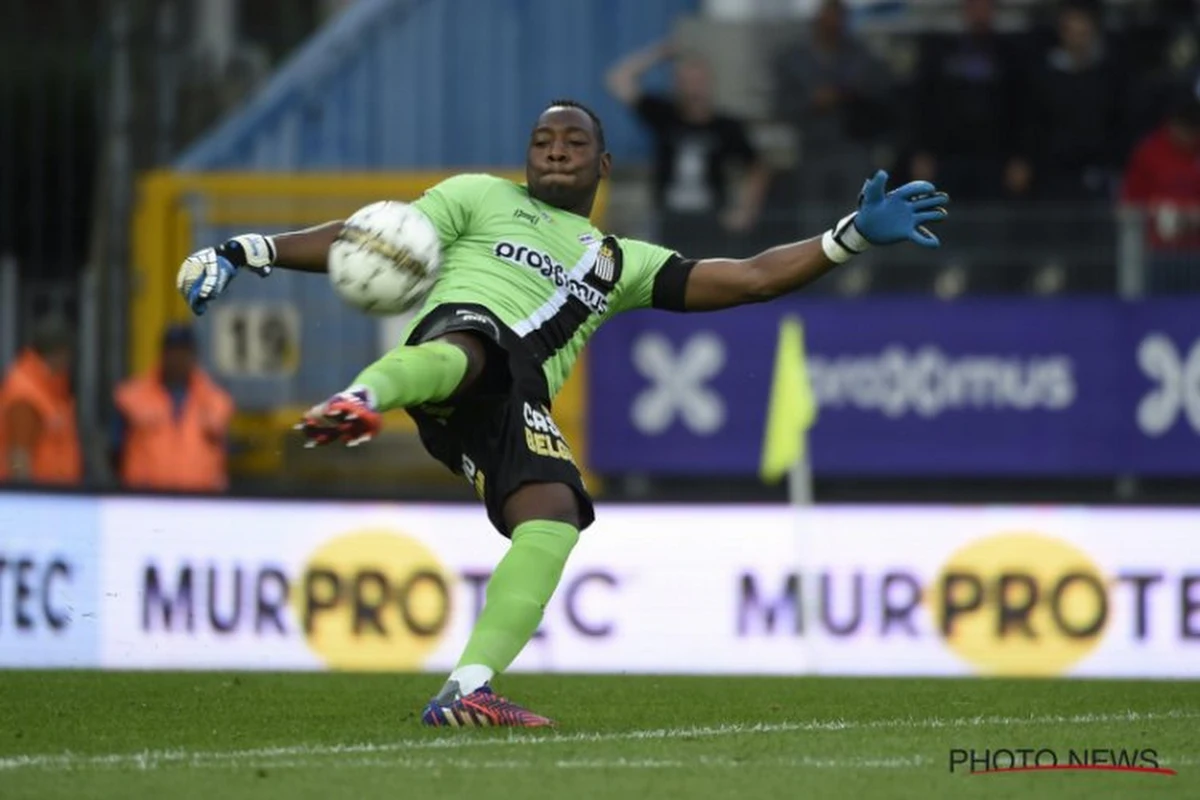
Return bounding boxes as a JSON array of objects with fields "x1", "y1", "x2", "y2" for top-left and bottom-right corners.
[
  {"x1": 114, "y1": 367, "x2": 234, "y2": 492},
  {"x1": 0, "y1": 349, "x2": 83, "y2": 485}
]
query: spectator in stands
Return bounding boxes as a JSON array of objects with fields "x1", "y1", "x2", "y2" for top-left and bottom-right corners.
[
  {"x1": 1154, "y1": 0, "x2": 1200, "y2": 85},
  {"x1": 112, "y1": 324, "x2": 234, "y2": 492},
  {"x1": 1125, "y1": 0, "x2": 1200, "y2": 139},
  {"x1": 1023, "y1": 0, "x2": 1127, "y2": 200},
  {"x1": 908, "y1": 0, "x2": 1032, "y2": 201},
  {"x1": 606, "y1": 40, "x2": 771, "y2": 255},
  {"x1": 1121, "y1": 84, "x2": 1200, "y2": 291},
  {"x1": 771, "y1": 0, "x2": 893, "y2": 220},
  {"x1": 0, "y1": 316, "x2": 82, "y2": 485}
]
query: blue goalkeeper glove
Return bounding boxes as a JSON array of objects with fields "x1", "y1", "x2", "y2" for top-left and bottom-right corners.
[
  {"x1": 179, "y1": 234, "x2": 275, "y2": 316},
  {"x1": 821, "y1": 170, "x2": 950, "y2": 263}
]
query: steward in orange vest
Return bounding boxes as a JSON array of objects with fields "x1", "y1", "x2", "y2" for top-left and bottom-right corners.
[
  {"x1": 0, "y1": 318, "x2": 83, "y2": 485},
  {"x1": 113, "y1": 325, "x2": 234, "y2": 492}
]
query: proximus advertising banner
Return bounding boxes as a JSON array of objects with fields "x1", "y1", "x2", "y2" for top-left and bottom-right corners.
[{"x1": 587, "y1": 298, "x2": 1200, "y2": 476}]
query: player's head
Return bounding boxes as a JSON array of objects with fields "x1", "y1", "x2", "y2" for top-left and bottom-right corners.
[{"x1": 526, "y1": 99, "x2": 611, "y2": 216}]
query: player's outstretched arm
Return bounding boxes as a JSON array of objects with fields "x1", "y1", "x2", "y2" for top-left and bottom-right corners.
[
  {"x1": 269, "y1": 222, "x2": 343, "y2": 271},
  {"x1": 679, "y1": 171, "x2": 948, "y2": 311},
  {"x1": 177, "y1": 222, "x2": 342, "y2": 316}
]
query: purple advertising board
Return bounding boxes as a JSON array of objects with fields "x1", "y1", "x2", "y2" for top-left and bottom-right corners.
[{"x1": 586, "y1": 298, "x2": 1200, "y2": 476}]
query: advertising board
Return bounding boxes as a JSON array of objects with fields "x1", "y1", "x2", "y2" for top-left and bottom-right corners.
[
  {"x1": 0, "y1": 493, "x2": 101, "y2": 667},
  {"x1": 588, "y1": 298, "x2": 1200, "y2": 476},
  {"x1": 90, "y1": 499, "x2": 1200, "y2": 678}
]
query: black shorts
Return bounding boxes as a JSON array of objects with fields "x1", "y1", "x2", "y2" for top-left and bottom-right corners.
[{"x1": 404, "y1": 303, "x2": 596, "y2": 537}]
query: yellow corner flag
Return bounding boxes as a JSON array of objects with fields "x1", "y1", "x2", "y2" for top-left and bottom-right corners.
[{"x1": 759, "y1": 316, "x2": 818, "y2": 484}]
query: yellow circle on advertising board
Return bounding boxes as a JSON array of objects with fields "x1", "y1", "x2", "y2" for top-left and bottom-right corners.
[
  {"x1": 293, "y1": 530, "x2": 452, "y2": 671},
  {"x1": 928, "y1": 533, "x2": 1108, "y2": 676}
]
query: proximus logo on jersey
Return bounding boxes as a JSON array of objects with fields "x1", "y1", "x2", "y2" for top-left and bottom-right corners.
[{"x1": 493, "y1": 241, "x2": 609, "y2": 315}]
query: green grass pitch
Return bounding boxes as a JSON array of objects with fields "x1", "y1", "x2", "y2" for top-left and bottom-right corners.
[{"x1": 1, "y1": 672, "x2": 1197, "y2": 799}]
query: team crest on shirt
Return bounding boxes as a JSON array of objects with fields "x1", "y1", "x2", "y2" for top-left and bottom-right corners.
[{"x1": 584, "y1": 236, "x2": 623, "y2": 293}]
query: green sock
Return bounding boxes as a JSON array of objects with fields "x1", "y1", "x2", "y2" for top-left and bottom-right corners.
[
  {"x1": 455, "y1": 519, "x2": 580, "y2": 675},
  {"x1": 350, "y1": 340, "x2": 468, "y2": 411}
]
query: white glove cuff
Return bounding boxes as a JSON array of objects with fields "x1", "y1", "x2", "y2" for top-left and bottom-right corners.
[
  {"x1": 822, "y1": 213, "x2": 872, "y2": 264},
  {"x1": 231, "y1": 233, "x2": 277, "y2": 268}
]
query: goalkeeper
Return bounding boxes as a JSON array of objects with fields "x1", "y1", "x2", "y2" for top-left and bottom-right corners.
[{"x1": 178, "y1": 99, "x2": 949, "y2": 728}]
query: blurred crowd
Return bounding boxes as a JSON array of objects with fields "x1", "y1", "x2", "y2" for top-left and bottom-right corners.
[
  {"x1": 0, "y1": 319, "x2": 233, "y2": 492},
  {"x1": 607, "y1": 0, "x2": 1200, "y2": 293}
]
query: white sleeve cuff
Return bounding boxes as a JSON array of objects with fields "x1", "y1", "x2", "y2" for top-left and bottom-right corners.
[
  {"x1": 822, "y1": 213, "x2": 871, "y2": 264},
  {"x1": 232, "y1": 233, "x2": 277, "y2": 267}
]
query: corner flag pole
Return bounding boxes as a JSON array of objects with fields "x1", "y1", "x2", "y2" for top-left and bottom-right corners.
[{"x1": 788, "y1": 451, "x2": 814, "y2": 507}]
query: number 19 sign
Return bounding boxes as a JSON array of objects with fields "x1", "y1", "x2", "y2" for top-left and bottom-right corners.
[{"x1": 210, "y1": 302, "x2": 301, "y2": 378}]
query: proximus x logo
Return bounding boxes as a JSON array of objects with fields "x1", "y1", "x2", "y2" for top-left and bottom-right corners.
[
  {"x1": 631, "y1": 332, "x2": 726, "y2": 435},
  {"x1": 1137, "y1": 333, "x2": 1200, "y2": 436}
]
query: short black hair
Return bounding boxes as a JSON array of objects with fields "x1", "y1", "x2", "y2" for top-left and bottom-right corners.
[{"x1": 543, "y1": 98, "x2": 606, "y2": 151}]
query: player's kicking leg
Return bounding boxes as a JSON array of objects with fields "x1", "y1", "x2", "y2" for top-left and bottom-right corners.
[
  {"x1": 297, "y1": 311, "x2": 589, "y2": 727},
  {"x1": 420, "y1": 482, "x2": 580, "y2": 728},
  {"x1": 295, "y1": 332, "x2": 480, "y2": 444}
]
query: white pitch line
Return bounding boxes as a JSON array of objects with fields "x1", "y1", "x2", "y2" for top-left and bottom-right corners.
[
  {"x1": 0, "y1": 709, "x2": 1194, "y2": 774},
  {"x1": 244, "y1": 755, "x2": 935, "y2": 771}
]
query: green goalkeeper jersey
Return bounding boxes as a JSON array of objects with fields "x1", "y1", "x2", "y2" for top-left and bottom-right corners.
[{"x1": 407, "y1": 173, "x2": 681, "y2": 398}]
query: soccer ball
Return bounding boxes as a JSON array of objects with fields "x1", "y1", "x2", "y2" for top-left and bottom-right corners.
[{"x1": 327, "y1": 200, "x2": 441, "y2": 315}]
